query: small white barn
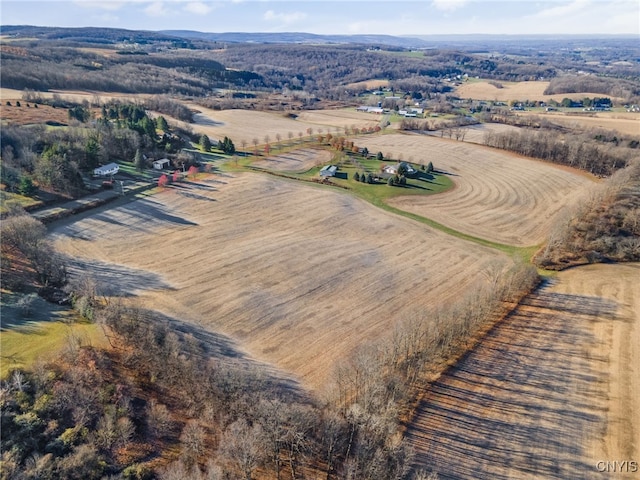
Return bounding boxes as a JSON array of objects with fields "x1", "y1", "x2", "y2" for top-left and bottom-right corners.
[
  {"x1": 153, "y1": 158, "x2": 171, "y2": 170},
  {"x1": 320, "y1": 165, "x2": 338, "y2": 177},
  {"x1": 93, "y1": 163, "x2": 119, "y2": 177}
]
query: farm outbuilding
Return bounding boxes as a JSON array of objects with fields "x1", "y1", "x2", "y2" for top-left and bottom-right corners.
[
  {"x1": 93, "y1": 163, "x2": 119, "y2": 177},
  {"x1": 153, "y1": 158, "x2": 171, "y2": 170},
  {"x1": 320, "y1": 165, "x2": 338, "y2": 177}
]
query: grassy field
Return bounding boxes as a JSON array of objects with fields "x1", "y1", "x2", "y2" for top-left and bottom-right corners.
[
  {"x1": 1, "y1": 291, "x2": 107, "y2": 377},
  {"x1": 0, "y1": 190, "x2": 43, "y2": 214}
]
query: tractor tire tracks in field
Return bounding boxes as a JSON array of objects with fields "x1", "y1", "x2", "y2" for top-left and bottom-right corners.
[{"x1": 407, "y1": 265, "x2": 638, "y2": 480}]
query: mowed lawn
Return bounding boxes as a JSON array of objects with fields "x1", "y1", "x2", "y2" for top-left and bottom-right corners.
[{"x1": 1, "y1": 294, "x2": 107, "y2": 377}]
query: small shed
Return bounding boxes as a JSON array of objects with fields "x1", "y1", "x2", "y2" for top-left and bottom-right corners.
[
  {"x1": 93, "y1": 162, "x2": 119, "y2": 177},
  {"x1": 153, "y1": 158, "x2": 171, "y2": 170},
  {"x1": 320, "y1": 165, "x2": 338, "y2": 177}
]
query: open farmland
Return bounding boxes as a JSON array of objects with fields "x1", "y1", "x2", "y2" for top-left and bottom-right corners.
[
  {"x1": 408, "y1": 263, "x2": 640, "y2": 479},
  {"x1": 51, "y1": 172, "x2": 513, "y2": 390},
  {"x1": 518, "y1": 111, "x2": 640, "y2": 137},
  {"x1": 455, "y1": 80, "x2": 624, "y2": 103},
  {"x1": 251, "y1": 147, "x2": 331, "y2": 172},
  {"x1": 182, "y1": 106, "x2": 381, "y2": 148},
  {"x1": 355, "y1": 133, "x2": 596, "y2": 247}
]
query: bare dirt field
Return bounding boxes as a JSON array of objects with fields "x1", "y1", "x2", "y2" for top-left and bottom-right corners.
[
  {"x1": 407, "y1": 263, "x2": 639, "y2": 479},
  {"x1": 51, "y1": 172, "x2": 512, "y2": 390},
  {"x1": 355, "y1": 133, "x2": 596, "y2": 247},
  {"x1": 455, "y1": 80, "x2": 623, "y2": 103},
  {"x1": 251, "y1": 148, "x2": 331, "y2": 172}
]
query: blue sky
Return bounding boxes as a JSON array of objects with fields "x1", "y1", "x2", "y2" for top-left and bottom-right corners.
[{"x1": 1, "y1": 0, "x2": 638, "y2": 35}]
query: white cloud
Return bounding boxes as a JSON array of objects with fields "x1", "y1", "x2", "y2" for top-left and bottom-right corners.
[
  {"x1": 144, "y1": 1, "x2": 170, "y2": 17},
  {"x1": 183, "y1": 1, "x2": 213, "y2": 15},
  {"x1": 263, "y1": 9, "x2": 307, "y2": 24},
  {"x1": 73, "y1": 0, "x2": 125, "y2": 11},
  {"x1": 530, "y1": 0, "x2": 591, "y2": 19},
  {"x1": 431, "y1": 0, "x2": 468, "y2": 12}
]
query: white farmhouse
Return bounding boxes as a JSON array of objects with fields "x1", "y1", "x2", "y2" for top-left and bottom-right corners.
[{"x1": 93, "y1": 163, "x2": 119, "y2": 177}]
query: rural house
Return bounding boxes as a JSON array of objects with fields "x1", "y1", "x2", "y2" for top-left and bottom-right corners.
[
  {"x1": 383, "y1": 161, "x2": 416, "y2": 176},
  {"x1": 153, "y1": 158, "x2": 171, "y2": 170},
  {"x1": 93, "y1": 162, "x2": 119, "y2": 177}
]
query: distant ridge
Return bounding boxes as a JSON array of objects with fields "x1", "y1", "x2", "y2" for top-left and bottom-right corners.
[{"x1": 160, "y1": 30, "x2": 431, "y2": 48}]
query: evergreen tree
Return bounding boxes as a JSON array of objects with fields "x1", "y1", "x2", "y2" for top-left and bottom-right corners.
[
  {"x1": 134, "y1": 149, "x2": 145, "y2": 171},
  {"x1": 353, "y1": 172, "x2": 360, "y2": 182},
  {"x1": 426, "y1": 161, "x2": 434, "y2": 173},
  {"x1": 200, "y1": 134, "x2": 212, "y2": 152},
  {"x1": 156, "y1": 116, "x2": 169, "y2": 132}
]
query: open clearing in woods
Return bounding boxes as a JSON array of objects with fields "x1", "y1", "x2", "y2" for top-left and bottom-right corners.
[
  {"x1": 407, "y1": 263, "x2": 639, "y2": 479},
  {"x1": 51, "y1": 172, "x2": 512, "y2": 390},
  {"x1": 355, "y1": 133, "x2": 596, "y2": 247}
]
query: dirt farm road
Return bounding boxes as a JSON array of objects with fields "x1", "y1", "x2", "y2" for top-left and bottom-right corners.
[{"x1": 407, "y1": 263, "x2": 639, "y2": 479}]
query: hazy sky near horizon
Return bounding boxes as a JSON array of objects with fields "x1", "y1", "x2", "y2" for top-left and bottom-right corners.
[{"x1": 1, "y1": 0, "x2": 638, "y2": 36}]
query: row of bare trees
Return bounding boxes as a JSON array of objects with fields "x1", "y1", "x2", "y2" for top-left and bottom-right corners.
[
  {"x1": 483, "y1": 128, "x2": 635, "y2": 177},
  {"x1": 536, "y1": 159, "x2": 640, "y2": 269}
]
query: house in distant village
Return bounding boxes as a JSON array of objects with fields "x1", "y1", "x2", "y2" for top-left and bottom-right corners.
[{"x1": 93, "y1": 162, "x2": 119, "y2": 177}]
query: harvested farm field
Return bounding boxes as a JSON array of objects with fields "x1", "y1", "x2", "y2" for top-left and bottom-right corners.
[
  {"x1": 51, "y1": 172, "x2": 513, "y2": 390},
  {"x1": 519, "y1": 111, "x2": 640, "y2": 137},
  {"x1": 251, "y1": 147, "x2": 331, "y2": 172},
  {"x1": 182, "y1": 106, "x2": 380, "y2": 149},
  {"x1": 356, "y1": 133, "x2": 596, "y2": 247},
  {"x1": 455, "y1": 80, "x2": 623, "y2": 103},
  {"x1": 407, "y1": 263, "x2": 640, "y2": 479}
]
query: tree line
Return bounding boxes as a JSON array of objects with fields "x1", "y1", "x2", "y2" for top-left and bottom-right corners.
[
  {"x1": 483, "y1": 127, "x2": 636, "y2": 177},
  {"x1": 535, "y1": 159, "x2": 640, "y2": 269}
]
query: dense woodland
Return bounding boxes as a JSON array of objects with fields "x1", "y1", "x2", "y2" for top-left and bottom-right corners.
[{"x1": 2, "y1": 27, "x2": 639, "y2": 103}]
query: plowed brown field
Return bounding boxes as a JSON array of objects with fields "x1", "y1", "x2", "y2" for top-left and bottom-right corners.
[
  {"x1": 407, "y1": 263, "x2": 639, "y2": 479},
  {"x1": 355, "y1": 133, "x2": 596, "y2": 246},
  {"x1": 51, "y1": 172, "x2": 511, "y2": 390}
]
